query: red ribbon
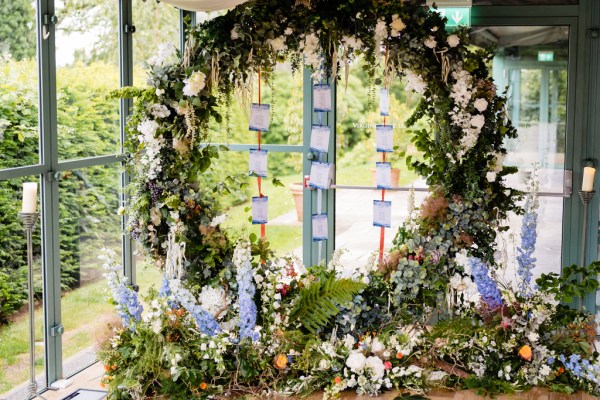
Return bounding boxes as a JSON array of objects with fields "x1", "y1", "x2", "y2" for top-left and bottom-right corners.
[
  {"x1": 257, "y1": 67, "x2": 265, "y2": 239},
  {"x1": 378, "y1": 117, "x2": 387, "y2": 261}
]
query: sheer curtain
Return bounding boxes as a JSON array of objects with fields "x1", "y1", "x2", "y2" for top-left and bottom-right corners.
[{"x1": 160, "y1": 0, "x2": 249, "y2": 11}]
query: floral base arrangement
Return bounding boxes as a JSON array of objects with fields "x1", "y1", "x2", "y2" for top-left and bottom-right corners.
[{"x1": 99, "y1": 0, "x2": 600, "y2": 398}]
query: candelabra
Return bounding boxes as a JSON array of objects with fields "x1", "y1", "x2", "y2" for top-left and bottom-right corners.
[
  {"x1": 578, "y1": 190, "x2": 596, "y2": 311},
  {"x1": 18, "y1": 212, "x2": 47, "y2": 400}
]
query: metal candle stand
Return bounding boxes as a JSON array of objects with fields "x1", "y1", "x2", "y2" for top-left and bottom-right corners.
[
  {"x1": 578, "y1": 190, "x2": 596, "y2": 311},
  {"x1": 18, "y1": 212, "x2": 47, "y2": 400}
]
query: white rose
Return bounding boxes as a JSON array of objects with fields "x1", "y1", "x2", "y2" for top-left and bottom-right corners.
[
  {"x1": 346, "y1": 351, "x2": 367, "y2": 371},
  {"x1": 470, "y1": 114, "x2": 485, "y2": 130},
  {"x1": 284, "y1": 27, "x2": 293, "y2": 35},
  {"x1": 424, "y1": 36, "x2": 437, "y2": 49},
  {"x1": 365, "y1": 356, "x2": 385, "y2": 379},
  {"x1": 182, "y1": 71, "x2": 206, "y2": 97},
  {"x1": 474, "y1": 98, "x2": 488, "y2": 112},
  {"x1": 447, "y1": 34, "x2": 460, "y2": 48},
  {"x1": 155, "y1": 88, "x2": 165, "y2": 96},
  {"x1": 267, "y1": 36, "x2": 287, "y2": 52}
]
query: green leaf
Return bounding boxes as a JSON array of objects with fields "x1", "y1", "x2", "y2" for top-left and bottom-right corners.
[{"x1": 271, "y1": 177, "x2": 284, "y2": 188}]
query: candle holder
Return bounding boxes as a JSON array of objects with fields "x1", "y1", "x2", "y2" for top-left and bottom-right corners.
[
  {"x1": 18, "y1": 212, "x2": 47, "y2": 400},
  {"x1": 578, "y1": 191, "x2": 596, "y2": 310}
]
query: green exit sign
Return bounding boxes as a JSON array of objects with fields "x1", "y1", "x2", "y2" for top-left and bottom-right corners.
[
  {"x1": 538, "y1": 51, "x2": 554, "y2": 62},
  {"x1": 434, "y1": 7, "x2": 472, "y2": 29}
]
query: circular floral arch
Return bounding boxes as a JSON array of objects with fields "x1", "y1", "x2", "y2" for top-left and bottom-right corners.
[
  {"x1": 127, "y1": 0, "x2": 518, "y2": 275},
  {"x1": 98, "y1": 1, "x2": 600, "y2": 398}
]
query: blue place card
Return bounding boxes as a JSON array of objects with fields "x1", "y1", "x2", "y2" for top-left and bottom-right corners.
[
  {"x1": 249, "y1": 103, "x2": 270, "y2": 132},
  {"x1": 373, "y1": 200, "x2": 392, "y2": 228},
  {"x1": 309, "y1": 161, "x2": 333, "y2": 189},
  {"x1": 252, "y1": 196, "x2": 268, "y2": 224},
  {"x1": 249, "y1": 149, "x2": 268, "y2": 177},
  {"x1": 309, "y1": 125, "x2": 330, "y2": 153},
  {"x1": 312, "y1": 214, "x2": 328, "y2": 241},
  {"x1": 313, "y1": 84, "x2": 332, "y2": 112},
  {"x1": 376, "y1": 162, "x2": 392, "y2": 189},
  {"x1": 376, "y1": 124, "x2": 394, "y2": 153},
  {"x1": 380, "y1": 88, "x2": 390, "y2": 117}
]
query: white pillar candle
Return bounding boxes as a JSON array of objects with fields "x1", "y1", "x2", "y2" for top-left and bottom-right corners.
[
  {"x1": 582, "y1": 167, "x2": 596, "y2": 192},
  {"x1": 21, "y1": 182, "x2": 38, "y2": 213}
]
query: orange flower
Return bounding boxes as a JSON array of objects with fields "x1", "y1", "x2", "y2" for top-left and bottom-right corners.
[
  {"x1": 396, "y1": 352, "x2": 404, "y2": 360},
  {"x1": 199, "y1": 382, "x2": 208, "y2": 390},
  {"x1": 334, "y1": 376, "x2": 342, "y2": 385},
  {"x1": 273, "y1": 354, "x2": 288, "y2": 370},
  {"x1": 103, "y1": 365, "x2": 111, "y2": 372},
  {"x1": 111, "y1": 364, "x2": 117, "y2": 371},
  {"x1": 518, "y1": 345, "x2": 533, "y2": 362}
]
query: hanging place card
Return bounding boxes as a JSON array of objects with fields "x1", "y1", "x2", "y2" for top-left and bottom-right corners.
[
  {"x1": 249, "y1": 149, "x2": 268, "y2": 177},
  {"x1": 249, "y1": 103, "x2": 271, "y2": 132},
  {"x1": 310, "y1": 125, "x2": 330, "y2": 153},
  {"x1": 309, "y1": 161, "x2": 334, "y2": 189},
  {"x1": 252, "y1": 196, "x2": 268, "y2": 224},
  {"x1": 380, "y1": 88, "x2": 390, "y2": 117},
  {"x1": 312, "y1": 214, "x2": 328, "y2": 241},
  {"x1": 373, "y1": 200, "x2": 392, "y2": 228},
  {"x1": 313, "y1": 84, "x2": 332, "y2": 112},
  {"x1": 376, "y1": 124, "x2": 394, "y2": 153},
  {"x1": 376, "y1": 162, "x2": 392, "y2": 189}
]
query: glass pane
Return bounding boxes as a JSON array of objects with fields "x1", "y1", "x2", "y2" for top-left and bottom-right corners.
[
  {"x1": 133, "y1": 0, "x2": 180, "y2": 87},
  {"x1": 473, "y1": 0, "x2": 577, "y2": 4},
  {"x1": 0, "y1": 175, "x2": 45, "y2": 398},
  {"x1": 474, "y1": 26, "x2": 569, "y2": 279},
  {"x1": 336, "y1": 189, "x2": 428, "y2": 267},
  {"x1": 336, "y1": 64, "x2": 424, "y2": 189},
  {"x1": 55, "y1": 1, "x2": 120, "y2": 159},
  {"x1": 58, "y1": 164, "x2": 122, "y2": 378},
  {"x1": 208, "y1": 65, "x2": 304, "y2": 146},
  {"x1": 0, "y1": 1, "x2": 39, "y2": 170}
]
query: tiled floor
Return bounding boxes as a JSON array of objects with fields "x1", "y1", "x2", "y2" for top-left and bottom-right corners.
[{"x1": 38, "y1": 362, "x2": 600, "y2": 400}]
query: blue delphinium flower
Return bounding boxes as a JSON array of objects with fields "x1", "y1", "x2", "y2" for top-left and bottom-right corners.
[
  {"x1": 169, "y1": 279, "x2": 221, "y2": 336},
  {"x1": 101, "y1": 249, "x2": 143, "y2": 331},
  {"x1": 234, "y1": 241, "x2": 258, "y2": 340},
  {"x1": 158, "y1": 274, "x2": 180, "y2": 309},
  {"x1": 469, "y1": 257, "x2": 503, "y2": 310},
  {"x1": 559, "y1": 354, "x2": 600, "y2": 387},
  {"x1": 516, "y1": 188, "x2": 538, "y2": 298}
]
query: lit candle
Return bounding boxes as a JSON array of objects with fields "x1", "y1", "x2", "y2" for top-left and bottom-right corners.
[
  {"x1": 582, "y1": 167, "x2": 596, "y2": 192},
  {"x1": 21, "y1": 182, "x2": 38, "y2": 213}
]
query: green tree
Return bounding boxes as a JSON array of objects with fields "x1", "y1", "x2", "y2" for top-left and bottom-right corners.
[{"x1": 0, "y1": 0, "x2": 36, "y2": 60}]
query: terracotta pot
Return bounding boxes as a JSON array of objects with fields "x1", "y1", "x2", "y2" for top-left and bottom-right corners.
[
  {"x1": 289, "y1": 182, "x2": 303, "y2": 222},
  {"x1": 370, "y1": 168, "x2": 401, "y2": 188}
]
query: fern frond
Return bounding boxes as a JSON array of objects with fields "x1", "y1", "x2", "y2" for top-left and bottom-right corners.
[{"x1": 289, "y1": 276, "x2": 366, "y2": 334}]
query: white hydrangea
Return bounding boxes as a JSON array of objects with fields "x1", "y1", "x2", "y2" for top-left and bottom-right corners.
[
  {"x1": 342, "y1": 35, "x2": 363, "y2": 49},
  {"x1": 209, "y1": 214, "x2": 227, "y2": 227},
  {"x1": 374, "y1": 18, "x2": 388, "y2": 45},
  {"x1": 198, "y1": 286, "x2": 228, "y2": 319},
  {"x1": 301, "y1": 32, "x2": 323, "y2": 80},
  {"x1": 346, "y1": 351, "x2": 367, "y2": 372},
  {"x1": 183, "y1": 71, "x2": 206, "y2": 97},
  {"x1": 267, "y1": 36, "x2": 287, "y2": 52},
  {"x1": 404, "y1": 70, "x2": 427, "y2": 94},
  {"x1": 389, "y1": 14, "x2": 406, "y2": 36},
  {"x1": 365, "y1": 356, "x2": 385, "y2": 379},
  {"x1": 150, "y1": 104, "x2": 170, "y2": 119}
]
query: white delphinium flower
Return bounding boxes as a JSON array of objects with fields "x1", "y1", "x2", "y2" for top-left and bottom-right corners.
[
  {"x1": 147, "y1": 43, "x2": 176, "y2": 66},
  {"x1": 424, "y1": 36, "x2": 437, "y2": 49},
  {"x1": 474, "y1": 98, "x2": 489, "y2": 112},
  {"x1": 267, "y1": 36, "x2": 287, "y2": 52},
  {"x1": 210, "y1": 214, "x2": 227, "y2": 227},
  {"x1": 389, "y1": 14, "x2": 406, "y2": 36},
  {"x1": 150, "y1": 104, "x2": 170, "y2": 119},
  {"x1": 183, "y1": 71, "x2": 206, "y2": 97},
  {"x1": 346, "y1": 351, "x2": 367, "y2": 372},
  {"x1": 137, "y1": 119, "x2": 159, "y2": 140},
  {"x1": 447, "y1": 34, "x2": 460, "y2": 48},
  {"x1": 365, "y1": 356, "x2": 385, "y2": 379},
  {"x1": 136, "y1": 119, "x2": 164, "y2": 179},
  {"x1": 404, "y1": 70, "x2": 427, "y2": 94},
  {"x1": 374, "y1": 18, "x2": 388, "y2": 45},
  {"x1": 343, "y1": 334, "x2": 356, "y2": 349}
]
